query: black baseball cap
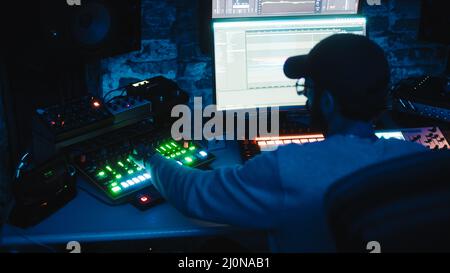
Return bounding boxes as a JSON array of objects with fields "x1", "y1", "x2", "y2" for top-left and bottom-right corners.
[{"x1": 283, "y1": 34, "x2": 390, "y2": 120}]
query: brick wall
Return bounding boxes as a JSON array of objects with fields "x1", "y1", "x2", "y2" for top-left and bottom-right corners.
[{"x1": 94, "y1": 0, "x2": 449, "y2": 103}]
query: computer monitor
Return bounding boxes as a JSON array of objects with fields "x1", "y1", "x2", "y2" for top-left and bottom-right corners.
[
  {"x1": 213, "y1": 0, "x2": 361, "y2": 19},
  {"x1": 213, "y1": 17, "x2": 367, "y2": 111}
]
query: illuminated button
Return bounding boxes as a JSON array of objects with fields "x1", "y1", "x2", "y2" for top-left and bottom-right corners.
[
  {"x1": 184, "y1": 157, "x2": 193, "y2": 163},
  {"x1": 292, "y1": 139, "x2": 301, "y2": 144},
  {"x1": 98, "y1": 171, "x2": 106, "y2": 177},
  {"x1": 177, "y1": 161, "x2": 183, "y2": 165},
  {"x1": 138, "y1": 175, "x2": 146, "y2": 182},
  {"x1": 116, "y1": 174, "x2": 122, "y2": 179},
  {"x1": 160, "y1": 147, "x2": 166, "y2": 152},
  {"x1": 166, "y1": 156, "x2": 170, "y2": 159},
  {"x1": 189, "y1": 146, "x2": 196, "y2": 151},
  {"x1": 317, "y1": 138, "x2": 325, "y2": 142},
  {"x1": 143, "y1": 173, "x2": 151, "y2": 179},
  {"x1": 300, "y1": 139, "x2": 309, "y2": 144},
  {"x1": 283, "y1": 140, "x2": 292, "y2": 144},
  {"x1": 309, "y1": 139, "x2": 317, "y2": 143},
  {"x1": 93, "y1": 101, "x2": 101, "y2": 108},
  {"x1": 138, "y1": 195, "x2": 151, "y2": 205},
  {"x1": 127, "y1": 180, "x2": 135, "y2": 186},
  {"x1": 128, "y1": 170, "x2": 134, "y2": 174},
  {"x1": 111, "y1": 186, "x2": 121, "y2": 193},
  {"x1": 121, "y1": 182, "x2": 130, "y2": 188},
  {"x1": 181, "y1": 150, "x2": 186, "y2": 154},
  {"x1": 175, "y1": 152, "x2": 181, "y2": 156},
  {"x1": 170, "y1": 154, "x2": 176, "y2": 158},
  {"x1": 106, "y1": 166, "x2": 113, "y2": 172},
  {"x1": 111, "y1": 182, "x2": 118, "y2": 187},
  {"x1": 136, "y1": 167, "x2": 143, "y2": 171},
  {"x1": 118, "y1": 162, "x2": 124, "y2": 167},
  {"x1": 132, "y1": 178, "x2": 140, "y2": 184},
  {"x1": 165, "y1": 144, "x2": 172, "y2": 150},
  {"x1": 199, "y1": 151, "x2": 208, "y2": 157},
  {"x1": 171, "y1": 142, "x2": 177, "y2": 147}
]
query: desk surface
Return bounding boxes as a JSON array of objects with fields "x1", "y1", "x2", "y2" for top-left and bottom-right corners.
[{"x1": 1, "y1": 141, "x2": 244, "y2": 247}]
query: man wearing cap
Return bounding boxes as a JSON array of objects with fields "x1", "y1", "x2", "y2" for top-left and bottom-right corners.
[{"x1": 132, "y1": 34, "x2": 425, "y2": 252}]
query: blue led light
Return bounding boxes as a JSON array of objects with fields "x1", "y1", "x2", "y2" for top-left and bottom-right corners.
[{"x1": 199, "y1": 151, "x2": 208, "y2": 157}]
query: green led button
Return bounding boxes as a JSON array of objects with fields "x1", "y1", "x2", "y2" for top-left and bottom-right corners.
[
  {"x1": 181, "y1": 150, "x2": 186, "y2": 154},
  {"x1": 136, "y1": 167, "x2": 143, "y2": 171},
  {"x1": 116, "y1": 174, "x2": 122, "y2": 179},
  {"x1": 128, "y1": 170, "x2": 134, "y2": 174},
  {"x1": 165, "y1": 144, "x2": 172, "y2": 150},
  {"x1": 170, "y1": 154, "x2": 176, "y2": 158},
  {"x1": 185, "y1": 157, "x2": 193, "y2": 164},
  {"x1": 106, "y1": 166, "x2": 113, "y2": 172},
  {"x1": 160, "y1": 146, "x2": 167, "y2": 152},
  {"x1": 118, "y1": 161, "x2": 124, "y2": 167},
  {"x1": 98, "y1": 171, "x2": 106, "y2": 177},
  {"x1": 176, "y1": 152, "x2": 181, "y2": 156},
  {"x1": 111, "y1": 182, "x2": 118, "y2": 187},
  {"x1": 189, "y1": 146, "x2": 196, "y2": 151},
  {"x1": 171, "y1": 142, "x2": 177, "y2": 147}
]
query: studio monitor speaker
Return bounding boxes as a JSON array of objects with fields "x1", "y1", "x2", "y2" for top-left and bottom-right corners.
[{"x1": 5, "y1": 0, "x2": 141, "y2": 61}]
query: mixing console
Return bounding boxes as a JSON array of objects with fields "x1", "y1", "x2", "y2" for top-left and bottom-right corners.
[{"x1": 70, "y1": 120, "x2": 215, "y2": 203}]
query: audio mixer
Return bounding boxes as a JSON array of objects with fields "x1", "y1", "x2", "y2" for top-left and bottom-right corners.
[
  {"x1": 240, "y1": 127, "x2": 449, "y2": 160},
  {"x1": 70, "y1": 120, "x2": 215, "y2": 204}
]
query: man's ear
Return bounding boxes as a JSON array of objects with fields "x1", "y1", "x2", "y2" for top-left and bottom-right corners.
[{"x1": 320, "y1": 90, "x2": 335, "y2": 119}]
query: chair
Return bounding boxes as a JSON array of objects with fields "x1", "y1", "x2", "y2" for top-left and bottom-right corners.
[{"x1": 325, "y1": 150, "x2": 450, "y2": 253}]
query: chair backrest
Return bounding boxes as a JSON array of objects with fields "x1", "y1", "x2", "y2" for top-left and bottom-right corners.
[{"x1": 325, "y1": 150, "x2": 450, "y2": 253}]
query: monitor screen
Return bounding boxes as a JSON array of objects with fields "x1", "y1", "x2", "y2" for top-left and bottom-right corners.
[
  {"x1": 213, "y1": 0, "x2": 360, "y2": 19},
  {"x1": 213, "y1": 17, "x2": 367, "y2": 111}
]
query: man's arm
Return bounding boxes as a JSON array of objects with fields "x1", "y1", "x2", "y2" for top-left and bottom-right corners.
[{"x1": 147, "y1": 152, "x2": 284, "y2": 229}]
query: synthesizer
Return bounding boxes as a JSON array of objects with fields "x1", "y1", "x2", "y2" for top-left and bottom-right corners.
[
  {"x1": 69, "y1": 119, "x2": 215, "y2": 204},
  {"x1": 32, "y1": 95, "x2": 152, "y2": 163},
  {"x1": 240, "y1": 127, "x2": 449, "y2": 161}
]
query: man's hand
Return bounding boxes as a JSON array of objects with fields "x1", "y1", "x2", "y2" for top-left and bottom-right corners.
[{"x1": 130, "y1": 144, "x2": 156, "y2": 169}]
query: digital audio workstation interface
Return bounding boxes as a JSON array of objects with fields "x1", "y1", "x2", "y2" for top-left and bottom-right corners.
[
  {"x1": 213, "y1": 0, "x2": 359, "y2": 18},
  {"x1": 213, "y1": 17, "x2": 366, "y2": 111}
]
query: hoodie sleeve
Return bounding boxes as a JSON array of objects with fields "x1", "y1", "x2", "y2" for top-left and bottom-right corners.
[{"x1": 147, "y1": 151, "x2": 284, "y2": 229}]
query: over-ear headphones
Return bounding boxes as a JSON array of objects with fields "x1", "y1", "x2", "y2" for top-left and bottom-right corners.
[
  {"x1": 15, "y1": 152, "x2": 32, "y2": 181},
  {"x1": 9, "y1": 153, "x2": 77, "y2": 228}
]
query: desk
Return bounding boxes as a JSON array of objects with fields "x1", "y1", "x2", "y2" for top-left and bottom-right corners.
[{"x1": 1, "y1": 141, "x2": 266, "y2": 252}]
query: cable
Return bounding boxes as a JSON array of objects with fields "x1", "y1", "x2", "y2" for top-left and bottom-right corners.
[{"x1": 103, "y1": 86, "x2": 127, "y2": 102}]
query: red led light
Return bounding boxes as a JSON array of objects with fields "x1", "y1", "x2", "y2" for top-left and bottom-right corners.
[{"x1": 139, "y1": 195, "x2": 151, "y2": 205}]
